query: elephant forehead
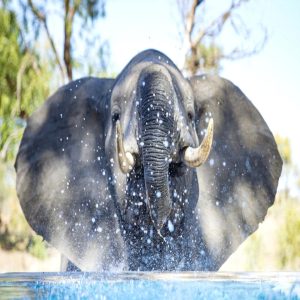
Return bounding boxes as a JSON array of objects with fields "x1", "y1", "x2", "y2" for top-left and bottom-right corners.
[{"x1": 111, "y1": 58, "x2": 193, "y2": 108}]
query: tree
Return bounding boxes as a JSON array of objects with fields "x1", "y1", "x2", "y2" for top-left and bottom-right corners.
[
  {"x1": 0, "y1": 0, "x2": 108, "y2": 159},
  {"x1": 275, "y1": 135, "x2": 299, "y2": 200},
  {"x1": 177, "y1": 0, "x2": 267, "y2": 75},
  {"x1": 21, "y1": 0, "x2": 107, "y2": 82},
  {"x1": 0, "y1": 6, "x2": 51, "y2": 259},
  {"x1": 0, "y1": 7, "x2": 50, "y2": 161}
]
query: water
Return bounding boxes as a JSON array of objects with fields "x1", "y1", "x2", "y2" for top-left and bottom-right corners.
[{"x1": 0, "y1": 272, "x2": 299, "y2": 299}]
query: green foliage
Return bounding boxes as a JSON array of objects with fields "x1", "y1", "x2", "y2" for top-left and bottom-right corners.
[
  {"x1": 0, "y1": 7, "x2": 50, "y2": 260},
  {"x1": 27, "y1": 235, "x2": 47, "y2": 260},
  {"x1": 185, "y1": 43, "x2": 222, "y2": 75},
  {"x1": 275, "y1": 135, "x2": 296, "y2": 198},
  {"x1": 0, "y1": 8, "x2": 50, "y2": 162},
  {"x1": 0, "y1": 161, "x2": 48, "y2": 259},
  {"x1": 277, "y1": 197, "x2": 300, "y2": 269},
  {"x1": 0, "y1": 9, "x2": 21, "y2": 113},
  {"x1": 275, "y1": 135, "x2": 292, "y2": 165}
]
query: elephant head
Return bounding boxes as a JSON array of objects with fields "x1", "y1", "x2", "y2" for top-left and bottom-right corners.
[
  {"x1": 104, "y1": 57, "x2": 213, "y2": 236},
  {"x1": 15, "y1": 49, "x2": 282, "y2": 271}
]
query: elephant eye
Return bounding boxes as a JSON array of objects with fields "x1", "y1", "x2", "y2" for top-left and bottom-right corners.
[{"x1": 112, "y1": 112, "x2": 120, "y2": 122}]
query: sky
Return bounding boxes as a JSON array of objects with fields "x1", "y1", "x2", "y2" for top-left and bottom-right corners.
[{"x1": 97, "y1": 0, "x2": 300, "y2": 194}]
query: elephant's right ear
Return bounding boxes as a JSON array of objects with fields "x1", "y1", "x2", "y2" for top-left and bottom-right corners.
[{"x1": 189, "y1": 75, "x2": 282, "y2": 269}]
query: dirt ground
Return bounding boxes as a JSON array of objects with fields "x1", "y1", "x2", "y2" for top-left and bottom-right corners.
[{"x1": 0, "y1": 247, "x2": 61, "y2": 273}]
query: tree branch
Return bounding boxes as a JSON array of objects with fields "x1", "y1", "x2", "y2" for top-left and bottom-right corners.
[
  {"x1": 63, "y1": 0, "x2": 82, "y2": 81},
  {"x1": 192, "y1": 0, "x2": 248, "y2": 47},
  {"x1": 221, "y1": 26, "x2": 268, "y2": 60},
  {"x1": 27, "y1": 0, "x2": 66, "y2": 82},
  {"x1": 16, "y1": 53, "x2": 32, "y2": 118},
  {"x1": 15, "y1": 51, "x2": 43, "y2": 118},
  {"x1": 185, "y1": 0, "x2": 201, "y2": 46}
]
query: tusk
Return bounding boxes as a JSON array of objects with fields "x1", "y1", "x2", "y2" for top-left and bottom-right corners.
[
  {"x1": 183, "y1": 118, "x2": 214, "y2": 168},
  {"x1": 116, "y1": 120, "x2": 135, "y2": 173}
]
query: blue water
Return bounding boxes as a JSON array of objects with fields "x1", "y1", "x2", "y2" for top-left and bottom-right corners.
[{"x1": 0, "y1": 272, "x2": 299, "y2": 299}]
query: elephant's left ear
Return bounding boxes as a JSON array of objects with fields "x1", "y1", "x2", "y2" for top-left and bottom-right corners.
[{"x1": 189, "y1": 75, "x2": 282, "y2": 268}]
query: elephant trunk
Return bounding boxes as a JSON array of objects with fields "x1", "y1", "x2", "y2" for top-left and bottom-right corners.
[{"x1": 139, "y1": 69, "x2": 175, "y2": 231}]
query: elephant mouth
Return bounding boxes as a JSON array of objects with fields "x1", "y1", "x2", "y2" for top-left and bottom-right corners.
[{"x1": 115, "y1": 119, "x2": 214, "y2": 233}]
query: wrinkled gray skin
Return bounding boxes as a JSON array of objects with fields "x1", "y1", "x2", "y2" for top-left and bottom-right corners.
[{"x1": 15, "y1": 49, "x2": 282, "y2": 271}]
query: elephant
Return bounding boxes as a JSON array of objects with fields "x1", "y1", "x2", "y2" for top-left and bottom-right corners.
[{"x1": 15, "y1": 49, "x2": 282, "y2": 272}]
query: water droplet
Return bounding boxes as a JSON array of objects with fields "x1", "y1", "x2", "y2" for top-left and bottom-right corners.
[
  {"x1": 163, "y1": 140, "x2": 169, "y2": 147},
  {"x1": 168, "y1": 220, "x2": 174, "y2": 232},
  {"x1": 156, "y1": 191, "x2": 161, "y2": 198}
]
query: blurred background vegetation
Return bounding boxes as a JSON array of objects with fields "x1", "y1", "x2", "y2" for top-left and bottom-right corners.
[{"x1": 0, "y1": 0, "x2": 299, "y2": 271}]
